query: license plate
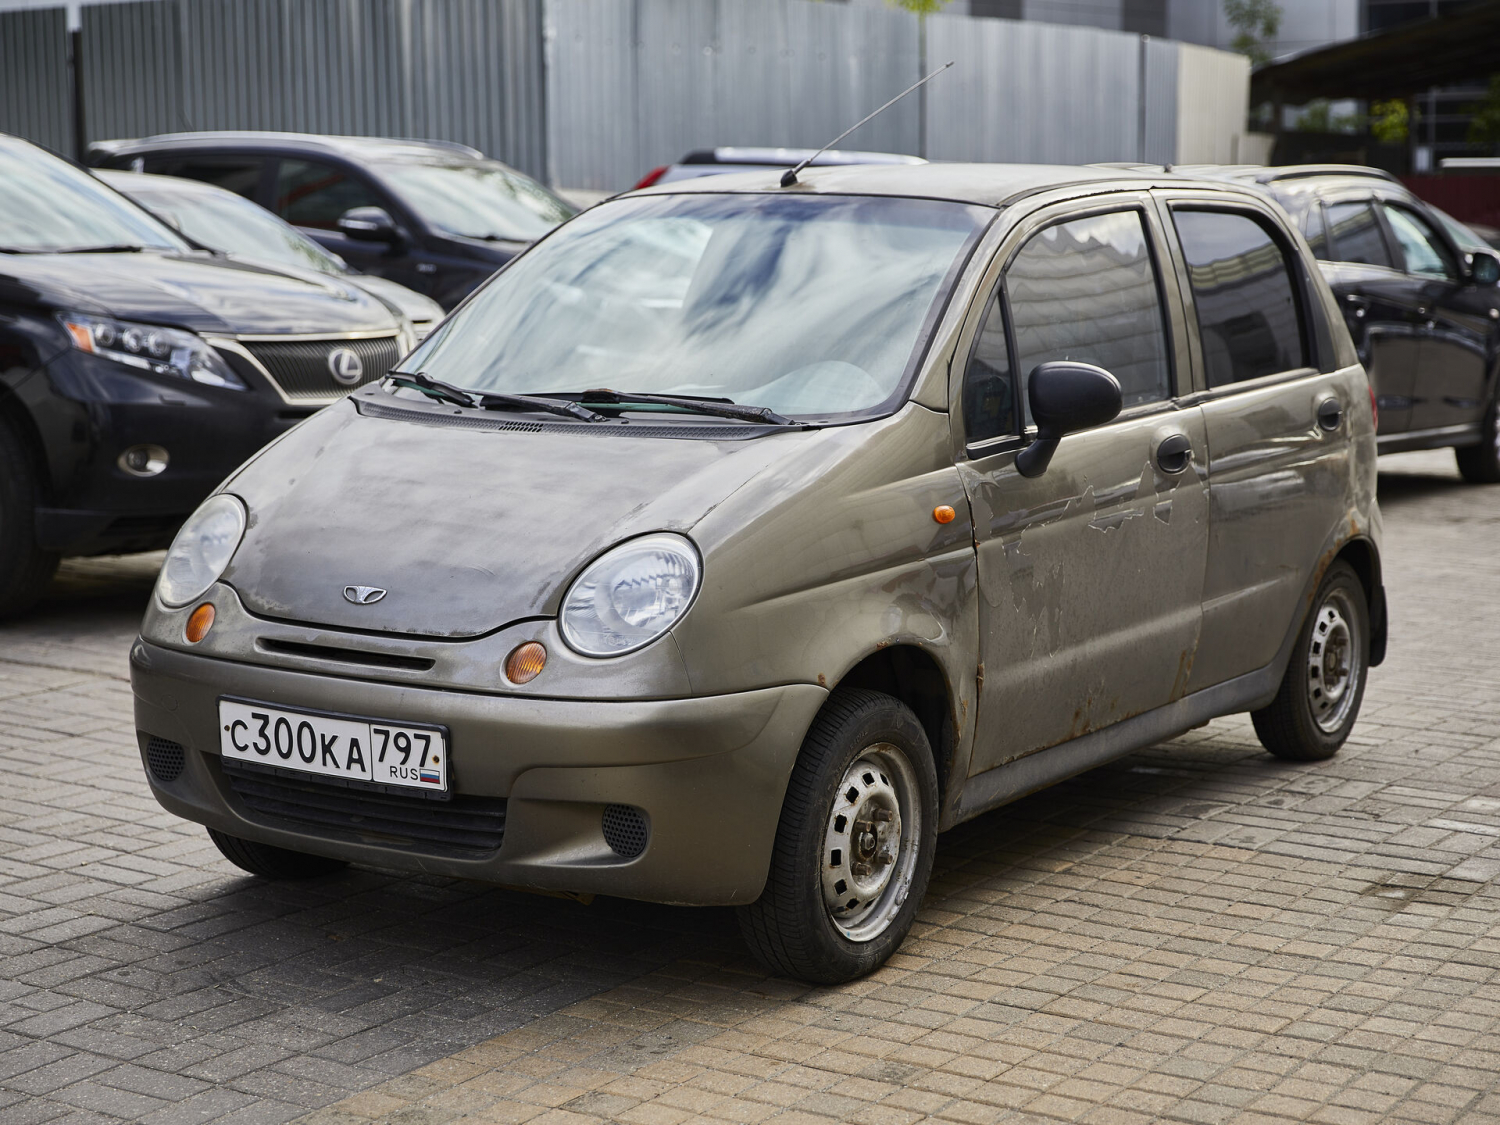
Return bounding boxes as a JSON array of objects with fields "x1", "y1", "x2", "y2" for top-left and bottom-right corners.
[{"x1": 218, "y1": 699, "x2": 449, "y2": 793}]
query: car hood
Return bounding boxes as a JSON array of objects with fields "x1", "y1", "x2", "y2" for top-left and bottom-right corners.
[
  {"x1": 220, "y1": 392, "x2": 805, "y2": 637},
  {"x1": 0, "y1": 250, "x2": 399, "y2": 334}
]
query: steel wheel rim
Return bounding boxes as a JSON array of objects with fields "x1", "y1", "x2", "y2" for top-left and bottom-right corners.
[
  {"x1": 821, "y1": 744, "x2": 921, "y2": 943},
  {"x1": 1306, "y1": 587, "x2": 1361, "y2": 733}
]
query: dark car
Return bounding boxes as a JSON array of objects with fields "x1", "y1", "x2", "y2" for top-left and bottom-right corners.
[
  {"x1": 1188, "y1": 165, "x2": 1500, "y2": 482},
  {"x1": 632, "y1": 146, "x2": 924, "y2": 190},
  {"x1": 0, "y1": 134, "x2": 414, "y2": 616},
  {"x1": 89, "y1": 132, "x2": 578, "y2": 309}
]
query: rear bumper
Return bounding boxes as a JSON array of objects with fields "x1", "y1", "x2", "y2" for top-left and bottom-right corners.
[{"x1": 130, "y1": 639, "x2": 826, "y2": 905}]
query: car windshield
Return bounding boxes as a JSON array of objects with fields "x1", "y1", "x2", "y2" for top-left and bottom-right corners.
[
  {"x1": 0, "y1": 140, "x2": 185, "y2": 254},
  {"x1": 1428, "y1": 204, "x2": 1490, "y2": 253},
  {"x1": 374, "y1": 160, "x2": 577, "y2": 241},
  {"x1": 124, "y1": 181, "x2": 348, "y2": 275},
  {"x1": 395, "y1": 192, "x2": 989, "y2": 420}
]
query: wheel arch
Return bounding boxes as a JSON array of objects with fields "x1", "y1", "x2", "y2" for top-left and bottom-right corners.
[
  {"x1": 1334, "y1": 536, "x2": 1386, "y2": 666},
  {"x1": 832, "y1": 644, "x2": 957, "y2": 808},
  {"x1": 0, "y1": 381, "x2": 53, "y2": 503}
]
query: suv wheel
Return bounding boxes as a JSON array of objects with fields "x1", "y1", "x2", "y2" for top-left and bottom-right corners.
[
  {"x1": 0, "y1": 415, "x2": 59, "y2": 619},
  {"x1": 737, "y1": 689, "x2": 938, "y2": 984},
  {"x1": 1251, "y1": 561, "x2": 1369, "y2": 761},
  {"x1": 1455, "y1": 392, "x2": 1500, "y2": 484},
  {"x1": 208, "y1": 828, "x2": 348, "y2": 879}
]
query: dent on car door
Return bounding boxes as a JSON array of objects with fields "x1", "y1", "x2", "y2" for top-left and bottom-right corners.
[
  {"x1": 1379, "y1": 200, "x2": 1491, "y2": 438},
  {"x1": 1168, "y1": 203, "x2": 1354, "y2": 692},
  {"x1": 1323, "y1": 198, "x2": 1420, "y2": 433},
  {"x1": 955, "y1": 201, "x2": 1209, "y2": 779}
]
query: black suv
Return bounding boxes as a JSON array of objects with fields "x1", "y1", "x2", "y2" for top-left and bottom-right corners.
[
  {"x1": 1191, "y1": 165, "x2": 1500, "y2": 482},
  {"x1": 0, "y1": 134, "x2": 412, "y2": 615},
  {"x1": 89, "y1": 132, "x2": 578, "y2": 309}
]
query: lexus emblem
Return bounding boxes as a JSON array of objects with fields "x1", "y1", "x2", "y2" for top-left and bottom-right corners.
[
  {"x1": 343, "y1": 585, "x2": 386, "y2": 605},
  {"x1": 327, "y1": 347, "x2": 364, "y2": 386}
]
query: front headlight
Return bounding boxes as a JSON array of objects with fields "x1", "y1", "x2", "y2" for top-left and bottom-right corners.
[
  {"x1": 60, "y1": 313, "x2": 247, "y2": 390},
  {"x1": 560, "y1": 533, "x2": 702, "y2": 656},
  {"x1": 156, "y1": 494, "x2": 247, "y2": 608}
]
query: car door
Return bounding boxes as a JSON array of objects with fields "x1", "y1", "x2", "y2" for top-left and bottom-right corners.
[
  {"x1": 1161, "y1": 197, "x2": 1357, "y2": 692},
  {"x1": 1319, "y1": 197, "x2": 1421, "y2": 436},
  {"x1": 1377, "y1": 198, "x2": 1492, "y2": 438},
  {"x1": 954, "y1": 197, "x2": 1210, "y2": 774}
]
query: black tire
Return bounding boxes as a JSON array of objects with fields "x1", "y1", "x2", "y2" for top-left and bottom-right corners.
[
  {"x1": 0, "y1": 415, "x2": 59, "y2": 619},
  {"x1": 737, "y1": 688, "x2": 938, "y2": 984},
  {"x1": 208, "y1": 828, "x2": 348, "y2": 879},
  {"x1": 1252, "y1": 561, "x2": 1370, "y2": 761},
  {"x1": 1455, "y1": 392, "x2": 1500, "y2": 484}
]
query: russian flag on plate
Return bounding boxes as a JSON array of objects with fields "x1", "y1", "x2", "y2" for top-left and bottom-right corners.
[{"x1": 419, "y1": 769, "x2": 442, "y2": 785}]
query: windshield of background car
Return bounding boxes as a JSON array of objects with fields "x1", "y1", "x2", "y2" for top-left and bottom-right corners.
[
  {"x1": 128, "y1": 183, "x2": 347, "y2": 274},
  {"x1": 0, "y1": 141, "x2": 186, "y2": 253},
  {"x1": 375, "y1": 160, "x2": 577, "y2": 241},
  {"x1": 396, "y1": 193, "x2": 990, "y2": 420}
]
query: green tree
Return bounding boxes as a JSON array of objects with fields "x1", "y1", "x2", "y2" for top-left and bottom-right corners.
[
  {"x1": 1468, "y1": 74, "x2": 1500, "y2": 149},
  {"x1": 1371, "y1": 99, "x2": 1410, "y2": 144},
  {"x1": 1225, "y1": 0, "x2": 1282, "y2": 67},
  {"x1": 1294, "y1": 100, "x2": 1360, "y2": 134},
  {"x1": 889, "y1": 0, "x2": 949, "y2": 11}
]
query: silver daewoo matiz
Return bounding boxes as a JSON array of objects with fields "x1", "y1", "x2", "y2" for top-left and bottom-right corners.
[{"x1": 132, "y1": 164, "x2": 1386, "y2": 983}]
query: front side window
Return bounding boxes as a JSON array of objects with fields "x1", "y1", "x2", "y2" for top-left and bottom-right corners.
[
  {"x1": 1005, "y1": 209, "x2": 1172, "y2": 414},
  {"x1": 395, "y1": 193, "x2": 989, "y2": 421},
  {"x1": 276, "y1": 159, "x2": 385, "y2": 229},
  {"x1": 1326, "y1": 201, "x2": 1393, "y2": 268},
  {"x1": 1174, "y1": 209, "x2": 1306, "y2": 388},
  {"x1": 1380, "y1": 203, "x2": 1459, "y2": 280}
]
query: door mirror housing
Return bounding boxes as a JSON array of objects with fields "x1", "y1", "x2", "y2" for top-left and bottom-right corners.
[
  {"x1": 338, "y1": 206, "x2": 400, "y2": 244},
  {"x1": 1015, "y1": 361, "x2": 1123, "y2": 478},
  {"x1": 1467, "y1": 248, "x2": 1500, "y2": 286}
]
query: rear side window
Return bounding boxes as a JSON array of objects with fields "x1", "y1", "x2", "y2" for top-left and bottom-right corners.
[
  {"x1": 1326, "y1": 201, "x2": 1393, "y2": 268},
  {"x1": 276, "y1": 159, "x2": 384, "y2": 229},
  {"x1": 1380, "y1": 203, "x2": 1459, "y2": 280},
  {"x1": 1174, "y1": 209, "x2": 1307, "y2": 389},
  {"x1": 143, "y1": 156, "x2": 263, "y2": 201},
  {"x1": 1005, "y1": 210, "x2": 1172, "y2": 414}
]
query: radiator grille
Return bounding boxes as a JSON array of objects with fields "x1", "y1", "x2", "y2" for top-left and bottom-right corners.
[
  {"x1": 222, "y1": 761, "x2": 505, "y2": 855},
  {"x1": 241, "y1": 336, "x2": 402, "y2": 403}
]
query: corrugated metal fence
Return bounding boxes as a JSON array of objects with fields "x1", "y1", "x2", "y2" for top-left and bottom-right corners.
[{"x1": 0, "y1": 0, "x2": 1248, "y2": 189}]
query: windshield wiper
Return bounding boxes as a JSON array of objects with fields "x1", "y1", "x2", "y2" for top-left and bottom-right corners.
[
  {"x1": 389, "y1": 373, "x2": 605, "y2": 422},
  {"x1": 561, "y1": 389, "x2": 794, "y2": 426},
  {"x1": 56, "y1": 244, "x2": 148, "y2": 254}
]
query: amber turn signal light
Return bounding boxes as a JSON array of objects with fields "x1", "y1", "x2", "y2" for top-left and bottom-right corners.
[
  {"x1": 933, "y1": 504, "x2": 957, "y2": 524},
  {"x1": 185, "y1": 603, "x2": 215, "y2": 643},
  {"x1": 505, "y1": 641, "x2": 547, "y2": 684}
]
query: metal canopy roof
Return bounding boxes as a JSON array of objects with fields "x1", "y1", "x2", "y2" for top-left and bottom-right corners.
[{"x1": 1251, "y1": 0, "x2": 1500, "y2": 103}]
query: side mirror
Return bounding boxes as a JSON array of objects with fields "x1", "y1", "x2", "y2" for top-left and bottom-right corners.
[
  {"x1": 1468, "y1": 249, "x2": 1500, "y2": 286},
  {"x1": 338, "y1": 206, "x2": 400, "y2": 244},
  {"x1": 1015, "y1": 361, "x2": 1123, "y2": 478}
]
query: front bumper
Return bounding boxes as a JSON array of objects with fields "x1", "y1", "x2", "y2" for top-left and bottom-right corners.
[{"x1": 130, "y1": 639, "x2": 826, "y2": 905}]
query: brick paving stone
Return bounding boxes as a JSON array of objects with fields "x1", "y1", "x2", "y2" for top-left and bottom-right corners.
[{"x1": 1, "y1": 453, "x2": 1499, "y2": 1124}]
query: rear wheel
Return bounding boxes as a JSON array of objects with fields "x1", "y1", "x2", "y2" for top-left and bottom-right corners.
[
  {"x1": 0, "y1": 416, "x2": 59, "y2": 618},
  {"x1": 208, "y1": 828, "x2": 348, "y2": 879},
  {"x1": 737, "y1": 689, "x2": 938, "y2": 984},
  {"x1": 1251, "y1": 561, "x2": 1369, "y2": 761},
  {"x1": 1455, "y1": 391, "x2": 1500, "y2": 483}
]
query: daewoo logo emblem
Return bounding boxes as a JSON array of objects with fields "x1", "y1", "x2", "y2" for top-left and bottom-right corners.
[
  {"x1": 343, "y1": 585, "x2": 387, "y2": 605},
  {"x1": 327, "y1": 347, "x2": 364, "y2": 386}
]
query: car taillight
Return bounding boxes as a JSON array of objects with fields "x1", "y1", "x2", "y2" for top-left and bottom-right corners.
[
  {"x1": 632, "y1": 165, "x2": 669, "y2": 190},
  {"x1": 1368, "y1": 380, "x2": 1378, "y2": 431}
]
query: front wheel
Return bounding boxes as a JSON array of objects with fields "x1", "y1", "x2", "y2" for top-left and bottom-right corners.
[
  {"x1": 1251, "y1": 561, "x2": 1370, "y2": 761},
  {"x1": 1455, "y1": 392, "x2": 1500, "y2": 484},
  {"x1": 737, "y1": 689, "x2": 938, "y2": 984},
  {"x1": 0, "y1": 416, "x2": 59, "y2": 618}
]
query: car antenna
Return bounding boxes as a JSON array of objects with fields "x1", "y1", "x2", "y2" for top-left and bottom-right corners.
[{"x1": 779, "y1": 60, "x2": 955, "y2": 188}]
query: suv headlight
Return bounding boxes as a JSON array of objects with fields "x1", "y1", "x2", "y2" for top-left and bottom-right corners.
[
  {"x1": 60, "y1": 313, "x2": 247, "y2": 389},
  {"x1": 156, "y1": 494, "x2": 247, "y2": 608},
  {"x1": 560, "y1": 533, "x2": 702, "y2": 656}
]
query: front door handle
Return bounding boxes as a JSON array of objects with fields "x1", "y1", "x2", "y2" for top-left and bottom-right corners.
[
  {"x1": 1156, "y1": 433, "x2": 1192, "y2": 474},
  {"x1": 1317, "y1": 398, "x2": 1343, "y2": 431}
]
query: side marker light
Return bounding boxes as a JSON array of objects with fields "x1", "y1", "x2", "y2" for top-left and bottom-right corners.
[
  {"x1": 505, "y1": 641, "x2": 547, "y2": 684},
  {"x1": 933, "y1": 505, "x2": 957, "y2": 524}
]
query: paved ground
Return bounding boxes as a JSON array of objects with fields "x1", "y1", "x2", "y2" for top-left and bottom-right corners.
[{"x1": 2, "y1": 449, "x2": 1499, "y2": 1125}]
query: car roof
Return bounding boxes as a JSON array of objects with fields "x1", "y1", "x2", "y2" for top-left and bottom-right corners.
[
  {"x1": 630, "y1": 161, "x2": 1249, "y2": 208},
  {"x1": 1164, "y1": 163, "x2": 1407, "y2": 205},
  {"x1": 680, "y1": 147, "x2": 925, "y2": 167},
  {"x1": 90, "y1": 131, "x2": 486, "y2": 163}
]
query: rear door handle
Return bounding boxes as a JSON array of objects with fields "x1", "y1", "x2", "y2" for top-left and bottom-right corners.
[
  {"x1": 1317, "y1": 398, "x2": 1343, "y2": 431},
  {"x1": 1156, "y1": 433, "x2": 1192, "y2": 474}
]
